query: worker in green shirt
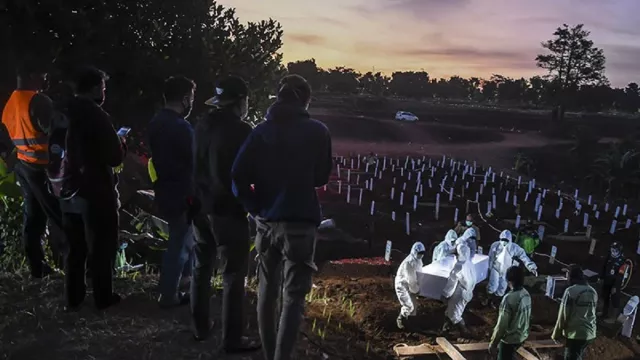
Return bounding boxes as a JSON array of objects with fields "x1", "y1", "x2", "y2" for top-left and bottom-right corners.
[
  {"x1": 552, "y1": 265, "x2": 597, "y2": 360},
  {"x1": 489, "y1": 266, "x2": 531, "y2": 360}
]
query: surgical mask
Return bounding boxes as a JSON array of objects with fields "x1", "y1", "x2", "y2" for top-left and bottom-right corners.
[{"x1": 466, "y1": 221, "x2": 473, "y2": 226}]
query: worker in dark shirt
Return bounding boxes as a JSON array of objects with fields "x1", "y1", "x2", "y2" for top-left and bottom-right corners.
[
  {"x1": 148, "y1": 76, "x2": 197, "y2": 308},
  {"x1": 62, "y1": 66, "x2": 125, "y2": 311},
  {"x1": 232, "y1": 74, "x2": 333, "y2": 360},
  {"x1": 1, "y1": 62, "x2": 64, "y2": 278},
  {"x1": 190, "y1": 76, "x2": 260, "y2": 352},
  {"x1": 599, "y1": 242, "x2": 627, "y2": 320}
]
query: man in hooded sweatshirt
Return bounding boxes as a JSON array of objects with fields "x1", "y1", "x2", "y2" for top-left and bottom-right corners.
[
  {"x1": 190, "y1": 75, "x2": 260, "y2": 352},
  {"x1": 231, "y1": 74, "x2": 333, "y2": 360},
  {"x1": 484, "y1": 230, "x2": 537, "y2": 308},
  {"x1": 442, "y1": 243, "x2": 476, "y2": 335},
  {"x1": 432, "y1": 229, "x2": 457, "y2": 263},
  {"x1": 395, "y1": 242, "x2": 426, "y2": 329},
  {"x1": 552, "y1": 265, "x2": 597, "y2": 360}
]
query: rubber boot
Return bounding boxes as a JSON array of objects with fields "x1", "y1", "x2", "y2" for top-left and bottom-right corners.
[
  {"x1": 397, "y1": 315, "x2": 406, "y2": 329},
  {"x1": 457, "y1": 319, "x2": 470, "y2": 337},
  {"x1": 441, "y1": 318, "x2": 452, "y2": 333}
]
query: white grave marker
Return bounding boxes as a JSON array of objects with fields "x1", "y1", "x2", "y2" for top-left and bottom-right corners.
[
  {"x1": 384, "y1": 240, "x2": 392, "y2": 262},
  {"x1": 610, "y1": 220, "x2": 617, "y2": 234},
  {"x1": 564, "y1": 219, "x2": 569, "y2": 233},
  {"x1": 550, "y1": 245, "x2": 557, "y2": 264},
  {"x1": 515, "y1": 215, "x2": 521, "y2": 228},
  {"x1": 370, "y1": 201, "x2": 375, "y2": 215}
]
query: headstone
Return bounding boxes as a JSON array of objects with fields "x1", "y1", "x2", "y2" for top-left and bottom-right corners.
[
  {"x1": 515, "y1": 215, "x2": 521, "y2": 229},
  {"x1": 610, "y1": 220, "x2": 617, "y2": 234},
  {"x1": 583, "y1": 213, "x2": 589, "y2": 227},
  {"x1": 405, "y1": 213, "x2": 410, "y2": 235},
  {"x1": 370, "y1": 201, "x2": 375, "y2": 215},
  {"x1": 384, "y1": 241, "x2": 392, "y2": 262},
  {"x1": 623, "y1": 204, "x2": 628, "y2": 216},
  {"x1": 550, "y1": 245, "x2": 557, "y2": 264},
  {"x1": 454, "y1": 208, "x2": 459, "y2": 223},
  {"x1": 564, "y1": 219, "x2": 569, "y2": 233},
  {"x1": 435, "y1": 193, "x2": 441, "y2": 220}
]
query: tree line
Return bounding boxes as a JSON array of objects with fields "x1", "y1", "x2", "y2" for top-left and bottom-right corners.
[{"x1": 288, "y1": 24, "x2": 640, "y2": 115}]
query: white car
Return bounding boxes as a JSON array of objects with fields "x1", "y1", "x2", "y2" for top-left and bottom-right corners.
[{"x1": 395, "y1": 111, "x2": 419, "y2": 122}]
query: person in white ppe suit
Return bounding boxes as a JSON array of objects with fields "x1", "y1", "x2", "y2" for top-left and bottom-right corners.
[
  {"x1": 432, "y1": 230, "x2": 458, "y2": 263},
  {"x1": 484, "y1": 230, "x2": 538, "y2": 307},
  {"x1": 442, "y1": 243, "x2": 476, "y2": 335},
  {"x1": 456, "y1": 227, "x2": 477, "y2": 257},
  {"x1": 395, "y1": 242, "x2": 426, "y2": 329}
]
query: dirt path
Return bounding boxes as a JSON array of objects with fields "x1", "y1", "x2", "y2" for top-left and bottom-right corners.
[{"x1": 333, "y1": 131, "x2": 571, "y2": 170}]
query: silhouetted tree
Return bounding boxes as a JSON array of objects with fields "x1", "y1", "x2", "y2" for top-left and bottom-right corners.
[
  {"x1": 1, "y1": 0, "x2": 284, "y2": 125},
  {"x1": 324, "y1": 67, "x2": 360, "y2": 94},
  {"x1": 536, "y1": 24, "x2": 607, "y2": 121},
  {"x1": 388, "y1": 71, "x2": 430, "y2": 99},
  {"x1": 359, "y1": 72, "x2": 390, "y2": 96}
]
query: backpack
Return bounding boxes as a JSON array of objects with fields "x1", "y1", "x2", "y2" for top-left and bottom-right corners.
[{"x1": 46, "y1": 112, "x2": 81, "y2": 200}]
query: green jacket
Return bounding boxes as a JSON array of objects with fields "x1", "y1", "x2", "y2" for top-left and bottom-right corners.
[
  {"x1": 552, "y1": 284, "x2": 597, "y2": 341},
  {"x1": 490, "y1": 288, "x2": 532, "y2": 346}
]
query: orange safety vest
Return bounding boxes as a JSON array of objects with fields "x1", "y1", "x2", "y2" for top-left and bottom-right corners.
[{"x1": 1, "y1": 90, "x2": 49, "y2": 165}]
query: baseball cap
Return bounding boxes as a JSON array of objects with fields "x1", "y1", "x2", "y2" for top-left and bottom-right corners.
[{"x1": 204, "y1": 75, "x2": 249, "y2": 106}]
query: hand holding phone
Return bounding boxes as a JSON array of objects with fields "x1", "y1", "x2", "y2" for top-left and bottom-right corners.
[{"x1": 117, "y1": 127, "x2": 131, "y2": 137}]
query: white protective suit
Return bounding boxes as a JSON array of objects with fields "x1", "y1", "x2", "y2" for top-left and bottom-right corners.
[
  {"x1": 443, "y1": 243, "x2": 477, "y2": 324},
  {"x1": 395, "y1": 242, "x2": 426, "y2": 318},
  {"x1": 487, "y1": 230, "x2": 538, "y2": 297},
  {"x1": 455, "y1": 227, "x2": 477, "y2": 257},
  {"x1": 432, "y1": 230, "x2": 458, "y2": 263}
]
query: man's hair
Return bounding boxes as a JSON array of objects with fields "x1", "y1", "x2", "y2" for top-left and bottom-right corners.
[
  {"x1": 163, "y1": 76, "x2": 196, "y2": 103},
  {"x1": 506, "y1": 265, "x2": 525, "y2": 288},
  {"x1": 277, "y1": 74, "x2": 311, "y2": 105},
  {"x1": 568, "y1": 264, "x2": 585, "y2": 283},
  {"x1": 73, "y1": 66, "x2": 109, "y2": 94},
  {"x1": 466, "y1": 214, "x2": 474, "y2": 220}
]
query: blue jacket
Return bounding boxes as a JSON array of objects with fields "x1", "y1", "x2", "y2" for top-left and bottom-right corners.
[
  {"x1": 148, "y1": 109, "x2": 195, "y2": 218},
  {"x1": 231, "y1": 101, "x2": 333, "y2": 225}
]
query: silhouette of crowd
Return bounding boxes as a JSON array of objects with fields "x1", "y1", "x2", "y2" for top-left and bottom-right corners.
[{"x1": 0, "y1": 62, "x2": 332, "y2": 360}]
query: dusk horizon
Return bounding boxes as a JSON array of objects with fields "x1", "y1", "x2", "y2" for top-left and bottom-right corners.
[{"x1": 220, "y1": 0, "x2": 640, "y2": 88}]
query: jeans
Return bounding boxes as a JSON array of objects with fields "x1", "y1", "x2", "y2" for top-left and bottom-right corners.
[
  {"x1": 497, "y1": 342, "x2": 522, "y2": 360},
  {"x1": 14, "y1": 161, "x2": 65, "y2": 276},
  {"x1": 564, "y1": 339, "x2": 592, "y2": 360},
  {"x1": 62, "y1": 196, "x2": 118, "y2": 308},
  {"x1": 255, "y1": 219, "x2": 317, "y2": 360},
  {"x1": 158, "y1": 212, "x2": 195, "y2": 305},
  {"x1": 191, "y1": 214, "x2": 250, "y2": 345}
]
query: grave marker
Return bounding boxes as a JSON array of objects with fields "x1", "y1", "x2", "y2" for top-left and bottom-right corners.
[
  {"x1": 406, "y1": 213, "x2": 410, "y2": 235},
  {"x1": 550, "y1": 245, "x2": 557, "y2": 264},
  {"x1": 564, "y1": 219, "x2": 569, "y2": 233},
  {"x1": 610, "y1": 220, "x2": 617, "y2": 234},
  {"x1": 359, "y1": 189, "x2": 363, "y2": 206},
  {"x1": 436, "y1": 193, "x2": 441, "y2": 220},
  {"x1": 370, "y1": 201, "x2": 375, "y2": 215},
  {"x1": 454, "y1": 208, "x2": 459, "y2": 223},
  {"x1": 515, "y1": 215, "x2": 521, "y2": 228}
]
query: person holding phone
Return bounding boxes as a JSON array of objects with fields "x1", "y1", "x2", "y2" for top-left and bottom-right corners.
[{"x1": 62, "y1": 66, "x2": 126, "y2": 311}]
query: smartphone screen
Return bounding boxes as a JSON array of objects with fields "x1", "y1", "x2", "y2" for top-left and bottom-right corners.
[{"x1": 117, "y1": 127, "x2": 131, "y2": 137}]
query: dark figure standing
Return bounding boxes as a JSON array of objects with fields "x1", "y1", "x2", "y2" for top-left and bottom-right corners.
[
  {"x1": 1, "y1": 62, "x2": 64, "y2": 278},
  {"x1": 148, "y1": 76, "x2": 198, "y2": 308},
  {"x1": 231, "y1": 74, "x2": 333, "y2": 360},
  {"x1": 599, "y1": 242, "x2": 627, "y2": 320},
  {"x1": 62, "y1": 67, "x2": 125, "y2": 310},
  {"x1": 190, "y1": 75, "x2": 260, "y2": 352}
]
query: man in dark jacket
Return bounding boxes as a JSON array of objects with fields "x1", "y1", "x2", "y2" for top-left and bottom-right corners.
[
  {"x1": 599, "y1": 242, "x2": 626, "y2": 320},
  {"x1": 191, "y1": 76, "x2": 259, "y2": 352},
  {"x1": 231, "y1": 74, "x2": 333, "y2": 360},
  {"x1": 148, "y1": 76, "x2": 197, "y2": 308},
  {"x1": 62, "y1": 66, "x2": 125, "y2": 310}
]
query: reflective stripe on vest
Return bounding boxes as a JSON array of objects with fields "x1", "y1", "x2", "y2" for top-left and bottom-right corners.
[{"x1": 1, "y1": 90, "x2": 49, "y2": 164}]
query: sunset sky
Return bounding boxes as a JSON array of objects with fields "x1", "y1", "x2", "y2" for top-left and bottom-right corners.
[{"x1": 218, "y1": 0, "x2": 640, "y2": 88}]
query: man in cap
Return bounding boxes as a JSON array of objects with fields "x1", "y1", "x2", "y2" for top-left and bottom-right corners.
[
  {"x1": 190, "y1": 75, "x2": 260, "y2": 352},
  {"x1": 231, "y1": 74, "x2": 333, "y2": 360}
]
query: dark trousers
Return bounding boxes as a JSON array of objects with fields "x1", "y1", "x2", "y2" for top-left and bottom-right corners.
[
  {"x1": 254, "y1": 219, "x2": 317, "y2": 360},
  {"x1": 62, "y1": 197, "x2": 118, "y2": 308},
  {"x1": 14, "y1": 161, "x2": 65, "y2": 276},
  {"x1": 602, "y1": 280, "x2": 620, "y2": 316},
  {"x1": 564, "y1": 339, "x2": 592, "y2": 360},
  {"x1": 191, "y1": 214, "x2": 250, "y2": 345},
  {"x1": 497, "y1": 342, "x2": 522, "y2": 360},
  {"x1": 157, "y1": 212, "x2": 195, "y2": 306}
]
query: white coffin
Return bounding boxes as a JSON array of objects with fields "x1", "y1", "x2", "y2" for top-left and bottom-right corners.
[{"x1": 416, "y1": 254, "x2": 489, "y2": 299}]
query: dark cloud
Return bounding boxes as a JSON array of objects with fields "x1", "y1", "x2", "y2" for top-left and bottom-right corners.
[
  {"x1": 285, "y1": 33, "x2": 327, "y2": 46},
  {"x1": 349, "y1": 0, "x2": 470, "y2": 19}
]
